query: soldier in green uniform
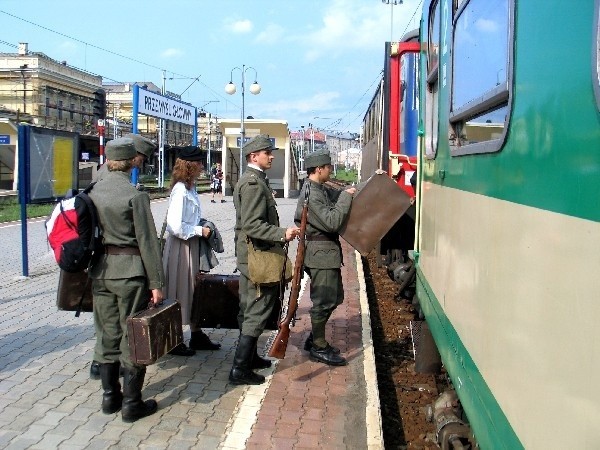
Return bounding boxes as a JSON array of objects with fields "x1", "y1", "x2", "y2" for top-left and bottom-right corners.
[
  {"x1": 89, "y1": 137, "x2": 165, "y2": 422},
  {"x1": 93, "y1": 133, "x2": 155, "y2": 184},
  {"x1": 295, "y1": 150, "x2": 356, "y2": 366},
  {"x1": 90, "y1": 133, "x2": 157, "y2": 379},
  {"x1": 230, "y1": 134, "x2": 300, "y2": 385}
]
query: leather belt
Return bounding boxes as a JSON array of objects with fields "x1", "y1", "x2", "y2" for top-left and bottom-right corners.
[
  {"x1": 306, "y1": 235, "x2": 334, "y2": 242},
  {"x1": 105, "y1": 245, "x2": 141, "y2": 256}
]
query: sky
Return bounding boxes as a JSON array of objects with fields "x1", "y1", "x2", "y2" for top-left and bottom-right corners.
[{"x1": 0, "y1": 0, "x2": 422, "y2": 134}]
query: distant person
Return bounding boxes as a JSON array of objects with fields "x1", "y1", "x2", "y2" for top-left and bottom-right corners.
[
  {"x1": 88, "y1": 137, "x2": 164, "y2": 422},
  {"x1": 230, "y1": 135, "x2": 300, "y2": 385},
  {"x1": 295, "y1": 149, "x2": 355, "y2": 366},
  {"x1": 163, "y1": 146, "x2": 221, "y2": 356},
  {"x1": 211, "y1": 162, "x2": 224, "y2": 203}
]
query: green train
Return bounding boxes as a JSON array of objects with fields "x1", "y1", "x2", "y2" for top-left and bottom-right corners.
[{"x1": 364, "y1": 0, "x2": 600, "y2": 447}]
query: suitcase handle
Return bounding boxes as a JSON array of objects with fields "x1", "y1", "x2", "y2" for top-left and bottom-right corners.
[{"x1": 148, "y1": 299, "x2": 165, "y2": 309}]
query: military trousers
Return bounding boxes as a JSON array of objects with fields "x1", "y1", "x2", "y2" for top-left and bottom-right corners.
[
  {"x1": 237, "y1": 272, "x2": 280, "y2": 338},
  {"x1": 92, "y1": 276, "x2": 148, "y2": 369},
  {"x1": 306, "y1": 267, "x2": 344, "y2": 323}
]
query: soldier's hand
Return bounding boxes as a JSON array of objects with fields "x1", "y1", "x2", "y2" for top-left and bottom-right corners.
[
  {"x1": 285, "y1": 226, "x2": 301, "y2": 241},
  {"x1": 150, "y1": 288, "x2": 163, "y2": 305},
  {"x1": 345, "y1": 187, "x2": 357, "y2": 195}
]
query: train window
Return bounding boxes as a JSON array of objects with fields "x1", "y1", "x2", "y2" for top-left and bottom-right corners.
[
  {"x1": 595, "y1": 0, "x2": 600, "y2": 109},
  {"x1": 449, "y1": 0, "x2": 512, "y2": 155},
  {"x1": 425, "y1": 0, "x2": 441, "y2": 158}
]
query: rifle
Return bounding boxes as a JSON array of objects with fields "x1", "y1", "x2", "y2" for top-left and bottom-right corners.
[{"x1": 268, "y1": 182, "x2": 310, "y2": 359}]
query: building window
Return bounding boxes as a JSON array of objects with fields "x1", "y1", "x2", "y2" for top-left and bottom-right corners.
[
  {"x1": 70, "y1": 103, "x2": 75, "y2": 120},
  {"x1": 45, "y1": 97, "x2": 50, "y2": 116},
  {"x1": 449, "y1": 0, "x2": 512, "y2": 155},
  {"x1": 58, "y1": 100, "x2": 63, "y2": 119},
  {"x1": 425, "y1": 0, "x2": 441, "y2": 158}
]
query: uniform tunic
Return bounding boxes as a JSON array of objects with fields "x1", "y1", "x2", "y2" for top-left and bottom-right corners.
[
  {"x1": 89, "y1": 170, "x2": 164, "y2": 369},
  {"x1": 295, "y1": 180, "x2": 353, "y2": 324},
  {"x1": 233, "y1": 166, "x2": 287, "y2": 337}
]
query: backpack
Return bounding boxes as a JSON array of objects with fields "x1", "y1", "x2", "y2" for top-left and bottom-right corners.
[{"x1": 46, "y1": 183, "x2": 103, "y2": 273}]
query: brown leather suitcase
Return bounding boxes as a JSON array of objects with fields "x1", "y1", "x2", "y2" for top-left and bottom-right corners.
[
  {"x1": 339, "y1": 171, "x2": 412, "y2": 256},
  {"x1": 56, "y1": 269, "x2": 93, "y2": 314},
  {"x1": 192, "y1": 273, "x2": 281, "y2": 330},
  {"x1": 126, "y1": 299, "x2": 183, "y2": 365}
]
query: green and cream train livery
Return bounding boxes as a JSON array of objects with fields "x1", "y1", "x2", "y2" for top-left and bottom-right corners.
[{"x1": 413, "y1": 0, "x2": 600, "y2": 448}]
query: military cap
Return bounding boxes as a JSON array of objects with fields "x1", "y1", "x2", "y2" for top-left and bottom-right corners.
[
  {"x1": 105, "y1": 137, "x2": 137, "y2": 161},
  {"x1": 243, "y1": 134, "x2": 278, "y2": 157},
  {"x1": 178, "y1": 146, "x2": 202, "y2": 161},
  {"x1": 304, "y1": 149, "x2": 332, "y2": 169},
  {"x1": 123, "y1": 133, "x2": 156, "y2": 158}
]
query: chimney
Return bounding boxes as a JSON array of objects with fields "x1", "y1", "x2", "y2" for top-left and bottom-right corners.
[{"x1": 18, "y1": 43, "x2": 28, "y2": 55}]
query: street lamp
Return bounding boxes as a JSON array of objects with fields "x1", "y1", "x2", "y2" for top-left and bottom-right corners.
[
  {"x1": 382, "y1": 0, "x2": 403, "y2": 42},
  {"x1": 225, "y1": 65, "x2": 261, "y2": 178}
]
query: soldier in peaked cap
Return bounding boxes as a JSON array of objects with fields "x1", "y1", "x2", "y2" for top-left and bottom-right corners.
[
  {"x1": 88, "y1": 137, "x2": 165, "y2": 422},
  {"x1": 229, "y1": 134, "x2": 301, "y2": 385},
  {"x1": 294, "y1": 149, "x2": 356, "y2": 366}
]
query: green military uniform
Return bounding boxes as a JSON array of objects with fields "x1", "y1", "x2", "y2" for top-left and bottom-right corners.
[
  {"x1": 230, "y1": 134, "x2": 288, "y2": 385},
  {"x1": 295, "y1": 150, "x2": 353, "y2": 364},
  {"x1": 89, "y1": 162, "x2": 164, "y2": 370},
  {"x1": 88, "y1": 137, "x2": 163, "y2": 422},
  {"x1": 234, "y1": 166, "x2": 287, "y2": 336}
]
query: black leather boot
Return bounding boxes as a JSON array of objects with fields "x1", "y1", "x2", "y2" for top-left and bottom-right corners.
[
  {"x1": 189, "y1": 330, "x2": 221, "y2": 351},
  {"x1": 229, "y1": 335, "x2": 265, "y2": 385},
  {"x1": 252, "y1": 342, "x2": 272, "y2": 370},
  {"x1": 121, "y1": 367, "x2": 157, "y2": 423},
  {"x1": 310, "y1": 344, "x2": 347, "y2": 366},
  {"x1": 90, "y1": 360, "x2": 101, "y2": 380},
  {"x1": 100, "y1": 362, "x2": 122, "y2": 414},
  {"x1": 303, "y1": 332, "x2": 340, "y2": 354}
]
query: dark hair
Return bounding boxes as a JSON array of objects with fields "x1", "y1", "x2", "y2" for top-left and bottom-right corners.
[
  {"x1": 170, "y1": 158, "x2": 202, "y2": 190},
  {"x1": 306, "y1": 167, "x2": 317, "y2": 175}
]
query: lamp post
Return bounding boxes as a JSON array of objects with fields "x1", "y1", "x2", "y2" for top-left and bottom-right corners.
[
  {"x1": 381, "y1": 0, "x2": 403, "y2": 42},
  {"x1": 225, "y1": 65, "x2": 261, "y2": 178}
]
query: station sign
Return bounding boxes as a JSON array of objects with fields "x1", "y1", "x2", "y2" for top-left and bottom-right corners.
[
  {"x1": 137, "y1": 87, "x2": 195, "y2": 126},
  {"x1": 0, "y1": 134, "x2": 10, "y2": 144}
]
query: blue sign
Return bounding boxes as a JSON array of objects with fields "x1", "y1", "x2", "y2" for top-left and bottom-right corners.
[
  {"x1": 237, "y1": 137, "x2": 275, "y2": 148},
  {"x1": 0, "y1": 135, "x2": 10, "y2": 144}
]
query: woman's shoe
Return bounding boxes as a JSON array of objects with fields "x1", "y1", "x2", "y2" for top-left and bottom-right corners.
[
  {"x1": 168, "y1": 343, "x2": 196, "y2": 357},
  {"x1": 189, "y1": 331, "x2": 221, "y2": 351}
]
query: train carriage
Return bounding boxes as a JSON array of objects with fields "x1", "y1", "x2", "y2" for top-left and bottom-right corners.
[
  {"x1": 363, "y1": 0, "x2": 600, "y2": 447},
  {"x1": 416, "y1": 0, "x2": 600, "y2": 448}
]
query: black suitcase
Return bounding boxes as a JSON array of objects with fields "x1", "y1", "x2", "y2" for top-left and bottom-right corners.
[
  {"x1": 191, "y1": 273, "x2": 281, "y2": 330},
  {"x1": 126, "y1": 299, "x2": 183, "y2": 365},
  {"x1": 56, "y1": 269, "x2": 93, "y2": 314}
]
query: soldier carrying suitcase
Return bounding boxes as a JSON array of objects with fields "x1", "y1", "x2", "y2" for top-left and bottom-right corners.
[
  {"x1": 295, "y1": 150, "x2": 355, "y2": 366},
  {"x1": 88, "y1": 137, "x2": 165, "y2": 422}
]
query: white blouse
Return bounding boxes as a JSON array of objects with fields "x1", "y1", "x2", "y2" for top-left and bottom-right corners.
[{"x1": 166, "y1": 182, "x2": 202, "y2": 240}]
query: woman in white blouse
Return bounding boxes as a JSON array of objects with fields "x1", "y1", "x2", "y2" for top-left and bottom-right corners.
[{"x1": 163, "y1": 146, "x2": 221, "y2": 356}]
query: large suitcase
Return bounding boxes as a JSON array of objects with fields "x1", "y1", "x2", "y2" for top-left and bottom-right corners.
[
  {"x1": 126, "y1": 299, "x2": 183, "y2": 365},
  {"x1": 339, "y1": 171, "x2": 412, "y2": 256},
  {"x1": 56, "y1": 269, "x2": 93, "y2": 314},
  {"x1": 191, "y1": 273, "x2": 281, "y2": 330}
]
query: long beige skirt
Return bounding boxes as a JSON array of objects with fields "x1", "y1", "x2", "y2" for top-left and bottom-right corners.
[{"x1": 162, "y1": 234, "x2": 199, "y2": 326}]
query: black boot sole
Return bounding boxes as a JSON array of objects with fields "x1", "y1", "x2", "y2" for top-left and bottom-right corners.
[
  {"x1": 122, "y1": 400, "x2": 158, "y2": 423},
  {"x1": 309, "y1": 354, "x2": 347, "y2": 366}
]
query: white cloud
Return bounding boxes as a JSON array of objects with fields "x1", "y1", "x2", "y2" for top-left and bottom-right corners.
[
  {"x1": 255, "y1": 23, "x2": 285, "y2": 45},
  {"x1": 265, "y1": 91, "x2": 341, "y2": 116},
  {"x1": 224, "y1": 18, "x2": 253, "y2": 34},
  {"x1": 298, "y1": 0, "x2": 421, "y2": 61},
  {"x1": 160, "y1": 48, "x2": 184, "y2": 58}
]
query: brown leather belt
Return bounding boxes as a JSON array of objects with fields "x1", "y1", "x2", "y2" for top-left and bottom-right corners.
[
  {"x1": 105, "y1": 245, "x2": 141, "y2": 256},
  {"x1": 306, "y1": 235, "x2": 335, "y2": 242}
]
